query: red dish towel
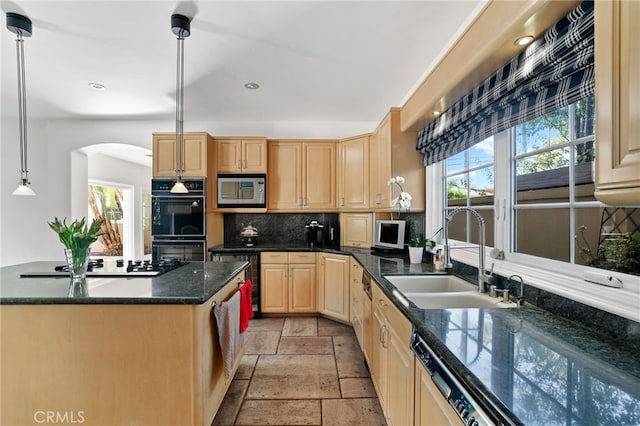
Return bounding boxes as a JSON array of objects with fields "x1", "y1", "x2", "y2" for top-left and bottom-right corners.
[{"x1": 239, "y1": 279, "x2": 254, "y2": 332}]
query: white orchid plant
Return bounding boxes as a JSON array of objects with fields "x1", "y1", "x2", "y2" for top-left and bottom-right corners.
[{"x1": 388, "y1": 176, "x2": 412, "y2": 218}]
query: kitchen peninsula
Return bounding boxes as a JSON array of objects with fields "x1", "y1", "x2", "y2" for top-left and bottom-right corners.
[{"x1": 0, "y1": 260, "x2": 249, "y2": 426}]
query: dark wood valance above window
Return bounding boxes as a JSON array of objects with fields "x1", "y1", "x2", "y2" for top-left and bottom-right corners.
[{"x1": 417, "y1": 0, "x2": 594, "y2": 165}]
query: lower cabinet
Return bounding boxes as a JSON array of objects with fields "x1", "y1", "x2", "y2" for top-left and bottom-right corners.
[
  {"x1": 317, "y1": 252, "x2": 350, "y2": 322},
  {"x1": 371, "y1": 281, "x2": 415, "y2": 426},
  {"x1": 260, "y1": 252, "x2": 316, "y2": 313},
  {"x1": 414, "y1": 359, "x2": 461, "y2": 425}
]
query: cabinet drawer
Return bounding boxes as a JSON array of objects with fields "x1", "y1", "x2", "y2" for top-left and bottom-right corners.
[
  {"x1": 261, "y1": 252, "x2": 288, "y2": 263},
  {"x1": 288, "y1": 252, "x2": 316, "y2": 264},
  {"x1": 372, "y1": 282, "x2": 412, "y2": 343}
]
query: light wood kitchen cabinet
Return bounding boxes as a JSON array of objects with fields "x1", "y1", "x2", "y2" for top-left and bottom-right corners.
[
  {"x1": 317, "y1": 252, "x2": 350, "y2": 322},
  {"x1": 371, "y1": 282, "x2": 414, "y2": 426},
  {"x1": 153, "y1": 132, "x2": 212, "y2": 177},
  {"x1": 370, "y1": 108, "x2": 425, "y2": 211},
  {"x1": 268, "y1": 140, "x2": 337, "y2": 211},
  {"x1": 216, "y1": 138, "x2": 267, "y2": 174},
  {"x1": 260, "y1": 252, "x2": 316, "y2": 313},
  {"x1": 339, "y1": 134, "x2": 371, "y2": 210},
  {"x1": 339, "y1": 213, "x2": 373, "y2": 248},
  {"x1": 414, "y1": 360, "x2": 461, "y2": 425},
  {"x1": 594, "y1": 0, "x2": 640, "y2": 206}
]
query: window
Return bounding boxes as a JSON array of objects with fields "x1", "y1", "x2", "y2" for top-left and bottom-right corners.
[
  {"x1": 441, "y1": 97, "x2": 640, "y2": 277},
  {"x1": 445, "y1": 137, "x2": 495, "y2": 247},
  {"x1": 88, "y1": 184, "x2": 128, "y2": 257}
]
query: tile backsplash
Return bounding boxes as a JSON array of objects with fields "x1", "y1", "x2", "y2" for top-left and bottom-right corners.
[
  {"x1": 224, "y1": 213, "x2": 340, "y2": 246},
  {"x1": 224, "y1": 212, "x2": 425, "y2": 248}
]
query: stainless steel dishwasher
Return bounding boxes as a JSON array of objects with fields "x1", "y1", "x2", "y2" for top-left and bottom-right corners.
[
  {"x1": 211, "y1": 252, "x2": 260, "y2": 318},
  {"x1": 412, "y1": 330, "x2": 512, "y2": 425}
]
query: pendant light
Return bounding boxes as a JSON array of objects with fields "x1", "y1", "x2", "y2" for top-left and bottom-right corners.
[
  {"x1": 6, "y1": 12, "x2": 35, "y2": 196},
  {"x1": 170, "y1": 14, "x2": 191, "y2": 194}
]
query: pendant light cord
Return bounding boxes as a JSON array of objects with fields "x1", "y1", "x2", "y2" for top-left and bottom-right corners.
[
  {"x1": 16, "y1": 31, "x2": 29, "y2": 184},
  {"x1": 175, "y1": 30, "x2": 185, "y2": 182}
]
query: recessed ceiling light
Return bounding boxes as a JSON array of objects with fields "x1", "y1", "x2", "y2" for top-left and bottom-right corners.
[
  {"x1": 514, "y1": 35, "x2": 534, "y2": 46},
  {"x1": 88, "y1": 82, "x2": 106, "y2": 91},
  {"x1": 244, "y1": 82, "x2": 260, "y2": 90}
]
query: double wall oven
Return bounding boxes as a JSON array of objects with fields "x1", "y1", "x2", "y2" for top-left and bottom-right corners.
[{"x1": 151, "y1": 178, "x2": 207, "y2": 261}]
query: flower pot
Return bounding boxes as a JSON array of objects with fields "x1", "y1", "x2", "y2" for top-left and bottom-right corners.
[
  {"x1": 64, "y1": 248, "x2": 90, "y2": 297},
  {"x1": 408, "y1": 246, "x2": 424, "y2": 264}
]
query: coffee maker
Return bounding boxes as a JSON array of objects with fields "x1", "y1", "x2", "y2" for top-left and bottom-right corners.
[{"x1": 305, "y1": 221, "x2": 324, "y2": 248}]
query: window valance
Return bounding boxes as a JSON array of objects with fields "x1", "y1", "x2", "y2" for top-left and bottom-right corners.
[{"x1": 417, "y1": 0, "x2": 594, "y2": 165}]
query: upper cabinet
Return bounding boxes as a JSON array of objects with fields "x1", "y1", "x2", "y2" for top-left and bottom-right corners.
[
  {"x1": 152, "y1": 132, "x2": 212, "y2": 178},
  {"x1": 215, "y1": 138, "x2": 267, "y2": 174},
  {"x1": 339, "y1": 134, "x2": 371, "y2": 210},
  {"x1": 268, "y1": 140, "x2": 337, "y2": 211},
  {"x1": 370, "y1": 108, "x2": 425, "y2": 211},
  {"x1": 594, "y1": 0, "x2": 640, "y2": 206}
]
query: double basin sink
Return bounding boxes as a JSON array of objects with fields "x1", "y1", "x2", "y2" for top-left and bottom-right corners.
[{"x1": 384, "y1": 274, "x2": 515, "y2": 309}]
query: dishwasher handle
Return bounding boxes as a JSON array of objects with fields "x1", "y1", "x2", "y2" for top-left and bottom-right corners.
[{"x1": 431, "y1": 372, "x2": 452, "y2": 399}]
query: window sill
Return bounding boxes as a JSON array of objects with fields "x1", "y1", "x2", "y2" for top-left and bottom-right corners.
[{"x1": 450, "y1": 249, "x2": 640, "y2": 323}]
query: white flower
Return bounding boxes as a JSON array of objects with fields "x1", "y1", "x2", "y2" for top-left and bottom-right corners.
[{"x1": 388, "y1": 176, "x2": 411, "y2": 216}]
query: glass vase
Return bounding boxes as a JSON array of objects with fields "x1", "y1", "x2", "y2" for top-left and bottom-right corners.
[{"x1": 64, "y1": 248, "x2": 90, "y2": 297}]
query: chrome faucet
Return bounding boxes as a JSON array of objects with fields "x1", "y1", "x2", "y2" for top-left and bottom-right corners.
[
  {"x1": 508, "y1": 274, "x2": 525, "y2": 305},
  {"x1": 443, "y1": 207, "x2": 488, "y2": 293}
]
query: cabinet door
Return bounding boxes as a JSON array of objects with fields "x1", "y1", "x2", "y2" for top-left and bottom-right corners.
[
  {"x1": 289, "y1": 264, "x2": 317, "y2": 313},
  {"x1": 153, "y1": 135, "x2": 177, "y2": 177},
  {"x1": 371, "y1": 306, "x2": 388, "y2": 410},
  {"x1": 340, "y1": 213, "x2": 372, "y2": 248},
  {"x1": 260, "y1": 264, "x2": 288, "y2": 313},
  {"x1": 268, "y1": 142, "x2": 303, "y2": 210},
  {"x1": 594, "y1": 0, "x2": 640, "y2": 205},
  {"x1": 387, "y1": 326, "x2": 414, "y2": 426},
  {"x1": 340, "y1": 135, "x2": 370, "y2": 209},
  {"x1": 317, "y1": 253, "x2": 350, "y2": 322},
  {"x1": 370, "y1": 116, "x2": 392, "y2": 209},
  {"x1": 414, "y1": 361, "x2": 461, "y2": 426},
  {"x1": 242, "y1": 140, "x2": 267, "y2": 173},
  {"x1": 303, "y1": 142, "x2": 337, "y2": 210},
  {"x1": 216, "y1": 139, "x2": 242, "y2": 173},
  {"x1": 183, "y1": 134, "x2": 208, "y2": 176}
]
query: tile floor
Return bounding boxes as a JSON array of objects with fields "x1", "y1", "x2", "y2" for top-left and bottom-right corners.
[{"x1": 212, "y1": 316, "x2": 387, "y2": 426}]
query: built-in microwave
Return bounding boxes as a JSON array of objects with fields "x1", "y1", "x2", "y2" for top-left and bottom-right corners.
[{"x1": 217, "y1": 174, "x2": 266, "y2": 208}]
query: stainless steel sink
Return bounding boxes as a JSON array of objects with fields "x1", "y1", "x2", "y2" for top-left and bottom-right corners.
[{"x1": 384, "y1": 274, "x2": 475, "y2": 293}]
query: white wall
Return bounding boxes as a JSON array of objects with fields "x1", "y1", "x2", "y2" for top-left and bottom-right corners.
[{"x1": 1, "y1": 117, "x2": 377, "y2": 266}]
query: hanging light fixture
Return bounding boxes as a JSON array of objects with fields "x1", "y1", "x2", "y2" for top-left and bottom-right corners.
[
  {"x1": 170, "y1": 14, "x2": 191, "y2": 194},
  {"x1": 7, "y1": 12, "x2": 35, "y2": 196}
]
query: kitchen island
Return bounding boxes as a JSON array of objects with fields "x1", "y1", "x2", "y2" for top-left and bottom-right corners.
[{"x1": 0, "y1": 261, "x2": 248, "y2": 426}]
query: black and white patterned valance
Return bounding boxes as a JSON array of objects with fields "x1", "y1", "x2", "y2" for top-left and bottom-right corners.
[{"x1": 417, "y1": 0, "x2": 594, "y2": 165}]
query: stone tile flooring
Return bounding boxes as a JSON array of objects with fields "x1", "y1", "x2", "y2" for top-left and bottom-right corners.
[{"x1": 212, "y1": 317, "x2": 387, "y2": 426}]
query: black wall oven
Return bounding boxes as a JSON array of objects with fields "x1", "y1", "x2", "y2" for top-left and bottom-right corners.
[{"x1": 152, "y1": 178, "x2": 207, "y2": 261}]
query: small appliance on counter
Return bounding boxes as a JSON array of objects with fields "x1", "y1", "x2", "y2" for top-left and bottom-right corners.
[
  {"x1": 326, "y1": 221, "x2": 339, "y2": 247},
  {"x1": 305, "y1": 220, "x2": 324, "y2": 248},
  {"x1": 240, "y1": 224, "x2": 259, "y2": 247}
]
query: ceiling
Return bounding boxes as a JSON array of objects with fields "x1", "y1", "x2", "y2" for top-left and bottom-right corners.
[{"x1": 1, "y1": 1, "x2": 485, "y2": 165}]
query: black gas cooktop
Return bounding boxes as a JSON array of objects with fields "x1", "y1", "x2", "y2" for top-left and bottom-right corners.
[{"x1": 20, "y1": 259, "x2": 186, "y2": 278}]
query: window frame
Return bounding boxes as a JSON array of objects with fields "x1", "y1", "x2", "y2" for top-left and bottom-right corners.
[{"x1": 428, "y1": 110, "x2": 640, "y2": 323}]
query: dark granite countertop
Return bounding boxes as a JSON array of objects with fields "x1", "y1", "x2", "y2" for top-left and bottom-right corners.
[
  {"x1": 0, "y1": 261, "x2": 248, "y2": 305},
  {"x1": 350, "y1": 251, "x2": 640, "y2": 426}
]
